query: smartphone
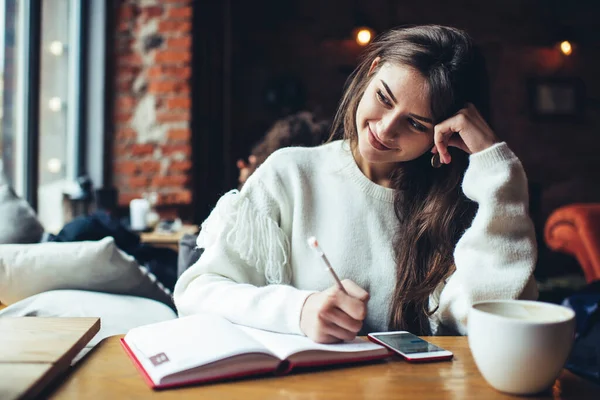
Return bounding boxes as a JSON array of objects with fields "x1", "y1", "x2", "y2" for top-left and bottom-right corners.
[{"x1": 367, "y1": 331, "x2": 453, "y2": 362}]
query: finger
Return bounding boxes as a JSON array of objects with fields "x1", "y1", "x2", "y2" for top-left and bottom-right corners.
[
  {"x1": 434, "y1": 112, "x2": 468, "y2": 163},
  {"x1": 248, "y1": 155, "x2": 257, "y2": 165},
  {"x1": 447, "y1": 134, "x2": 469, "y2": 153},
  {"x1": 333, "y1": 293, "x2": 368, "y2": 321},
  {"x1": 433, "y1": 125, "x2": 453, "y2": 164},
  {"x1": 341, "y1": 279, "x2": 369, "y2": 302},
  {"x1": 314, "y1": 333, "x2": 342, "y2": 344},
  {"x1": 323, "y1": 307, "x2": 362, "y2": 333},
  {"x1": 322, "y1": 320, "x2": 358, "y2": 342},
  {"x1": 465, "y1": 102, "x2": 477, "y2": 114}
]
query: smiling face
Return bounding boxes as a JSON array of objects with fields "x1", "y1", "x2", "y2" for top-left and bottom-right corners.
[{"x1": 354, "y1": 60, "x2": 435, "y2": 182}]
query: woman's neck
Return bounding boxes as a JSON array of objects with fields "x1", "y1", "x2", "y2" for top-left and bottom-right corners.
[{"x1": 351, "y1": 146, "x2": 396, "y2": 188}]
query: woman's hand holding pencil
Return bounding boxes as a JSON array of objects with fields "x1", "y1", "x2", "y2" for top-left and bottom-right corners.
[{"x1": 300, "y1": 237, "x2": 370, "y2": 344}]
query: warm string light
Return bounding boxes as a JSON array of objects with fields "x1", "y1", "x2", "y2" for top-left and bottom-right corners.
[
  {"x1": 559, "y1": 40, "x2": 572, "y2": 56},
  {"x1": 48, "y1": 41, "x2": 67, "y2": 112},
  {"x1": 47, "y1": 158, "x2": 62, "y2": 173},
  {"x1": 355, "y1": 28, "x2": 373, "y2": 46},
  {"x1": 48, "y1": 97, "x2": 64, "y2": 112},
  {"x1": 47, "y1": 40, "x2": 67, "y2": 175},
  {"x1": 49, "y1": 40, "x2": 66, "y2": 56}
]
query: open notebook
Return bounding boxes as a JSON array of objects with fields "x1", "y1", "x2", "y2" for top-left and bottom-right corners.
[{"x1": 121, "y1": 313, "x2": 390, "y2": 389}]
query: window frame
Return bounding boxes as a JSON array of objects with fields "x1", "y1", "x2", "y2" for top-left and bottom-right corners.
[
  {"x1": 13, "y1": 0, "x2": 42, "y2": 207},
  {"x1": 4, "y1": 0, "x2": 107, "y2": 210}
]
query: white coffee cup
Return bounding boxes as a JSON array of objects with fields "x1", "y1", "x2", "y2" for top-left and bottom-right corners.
[
  {"x1": 468, "y1": 300, "x2": 575, "y2": 395},
  {"x1": 130, "y1": 198, "x2": 150, "y2": 231}
]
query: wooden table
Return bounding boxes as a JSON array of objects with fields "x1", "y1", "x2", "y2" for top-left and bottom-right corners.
[
  {"x1": 49, "y1": 335, "x2": 600, "y2": 399},
  {"x1": 0, "y1": 317, "x2": 100, "y2": 400},
  {"x1": 140, "y1": 224, "x2": 198, "y2": 251}
]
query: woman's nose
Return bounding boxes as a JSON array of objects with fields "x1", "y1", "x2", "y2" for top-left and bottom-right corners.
[{"x1": 377, "y1": 114, "x2": 399, "y2": 140}]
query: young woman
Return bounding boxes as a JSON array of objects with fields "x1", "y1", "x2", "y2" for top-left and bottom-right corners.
[{"x1": 174, "y1": 25, "x2": 538, "y2": 342}]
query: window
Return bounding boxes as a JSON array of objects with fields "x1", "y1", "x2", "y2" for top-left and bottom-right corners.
[
  {"x1": 1, "y1": 0, "x2": 42, "y2": 207},
  {"x1": 37, "y1": 0, "x2": 80, "y2": 232},
  {"x1": 1, "y1": 0, "x2": 104, "y2": 233},
  {"x1": 0, "y1": 0, "x2": 23, "y2": 187}
]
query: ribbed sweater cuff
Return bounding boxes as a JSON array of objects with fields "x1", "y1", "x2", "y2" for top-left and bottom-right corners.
[
  {"x1": 468, "y1": 142, "x2": 517, "y2": 169},
  {"x1": 285, "y1": 289, "x2": 318, "y2": 335}
]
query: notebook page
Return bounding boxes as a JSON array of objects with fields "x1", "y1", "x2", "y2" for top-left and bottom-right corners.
[
  {"x1": 237, "y1": 325, "x2": 386, "y2": 361},
  {"x1": 125, "y1": 314, "x2": 277, "y2": 383}
]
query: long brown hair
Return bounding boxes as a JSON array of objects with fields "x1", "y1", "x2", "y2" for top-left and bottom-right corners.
[{"x1": 330, "y1": 25, "x2": 489, "y2": 334}]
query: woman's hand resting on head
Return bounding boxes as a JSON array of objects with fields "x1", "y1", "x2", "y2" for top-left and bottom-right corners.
[
  {"x1": 300, "y1": 279, "x2": 369, "y2": 344},
  {"x1": 432, "y1": 103, "x2": 499, "y2": 164}
]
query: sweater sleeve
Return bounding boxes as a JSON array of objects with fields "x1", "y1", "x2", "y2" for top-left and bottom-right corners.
[
  {"x1": 430, "y1": 142, "x2": 538, "y2": 335},
  {"x1": 173, "y1": 157, "x2": 315, "y2": 335}
]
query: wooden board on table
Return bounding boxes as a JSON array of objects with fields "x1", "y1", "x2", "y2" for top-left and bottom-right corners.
[{"x1": 0, "y1": 317, "x2": 100, "y2": 400}]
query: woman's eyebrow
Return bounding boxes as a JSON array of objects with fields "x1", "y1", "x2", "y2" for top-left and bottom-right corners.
[
  {"x1": 380, "y1": 79, "x2": 433, "y2": 124},
  {"x1": 380, "y1": 80, "x2": 398, "y2": 104},
  {"x1": 408, "y1": 113, "x2": 433, "y2": 124}
]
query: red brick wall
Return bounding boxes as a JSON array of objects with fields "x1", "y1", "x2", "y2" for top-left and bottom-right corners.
[{"x1": 113, "y1": 0, "x2": 192, "y2": 210}]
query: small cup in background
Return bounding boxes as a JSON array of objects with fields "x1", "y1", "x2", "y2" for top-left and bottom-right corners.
[
  {"x1": 129, "y1": 198, "x2": 150, "y2": 231},
  {"x1": 468, "y1": 300, "x2": 575, "y2": 395}
]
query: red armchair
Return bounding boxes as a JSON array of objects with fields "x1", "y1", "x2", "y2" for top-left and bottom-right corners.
[{"x1": 545, "y1": 204, "x2": 600, "y2": 283}]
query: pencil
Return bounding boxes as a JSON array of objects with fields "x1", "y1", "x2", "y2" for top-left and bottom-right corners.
[{"x1": 307, "y1": 236, "x2": 348, "y2": 294}]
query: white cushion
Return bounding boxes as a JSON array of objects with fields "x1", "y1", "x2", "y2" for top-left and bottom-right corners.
[
  {"x1": 0, "y1": 290, "x2": 177, "y2": 363},
  {"x1": 0, "y1": 179, "x2": 45, "y2": 244},
  {"x1": 0, "y1": 237, "x2": 173, "y2": 306}
]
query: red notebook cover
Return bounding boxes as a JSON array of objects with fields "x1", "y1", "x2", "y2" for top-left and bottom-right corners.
[
  {"x1": 120, "y1": 338, "x2": 390, "y2": 390},
  {"x1": 120, "y1": 338, "x2": 279, "y2": 390}
]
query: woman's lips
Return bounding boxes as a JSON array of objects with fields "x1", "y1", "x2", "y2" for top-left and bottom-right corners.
[{"x1": 367, "y1": 126, "x2": 392, "y2": 151}]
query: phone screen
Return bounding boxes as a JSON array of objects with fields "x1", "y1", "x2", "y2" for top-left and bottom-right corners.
[{"x1": 373, "y1": 332, "x2": 445, "y2": 354}]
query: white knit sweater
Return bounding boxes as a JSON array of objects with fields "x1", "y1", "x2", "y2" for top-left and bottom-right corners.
[{"x1": 174, "y1": 140, "x2": 538, "y2": 335}]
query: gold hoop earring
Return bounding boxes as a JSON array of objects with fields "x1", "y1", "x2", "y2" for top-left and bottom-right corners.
[{"x1": 431, "y1": 153, "x2": 441, "y2": 168}]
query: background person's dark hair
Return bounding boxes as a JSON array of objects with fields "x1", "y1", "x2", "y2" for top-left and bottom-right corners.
[
  {"x1": 330, "y1": 25, "x2": 490, "y2": 334},
  {"x1": 238, "y1": 111, "x2": 330, "y2": 188}
]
